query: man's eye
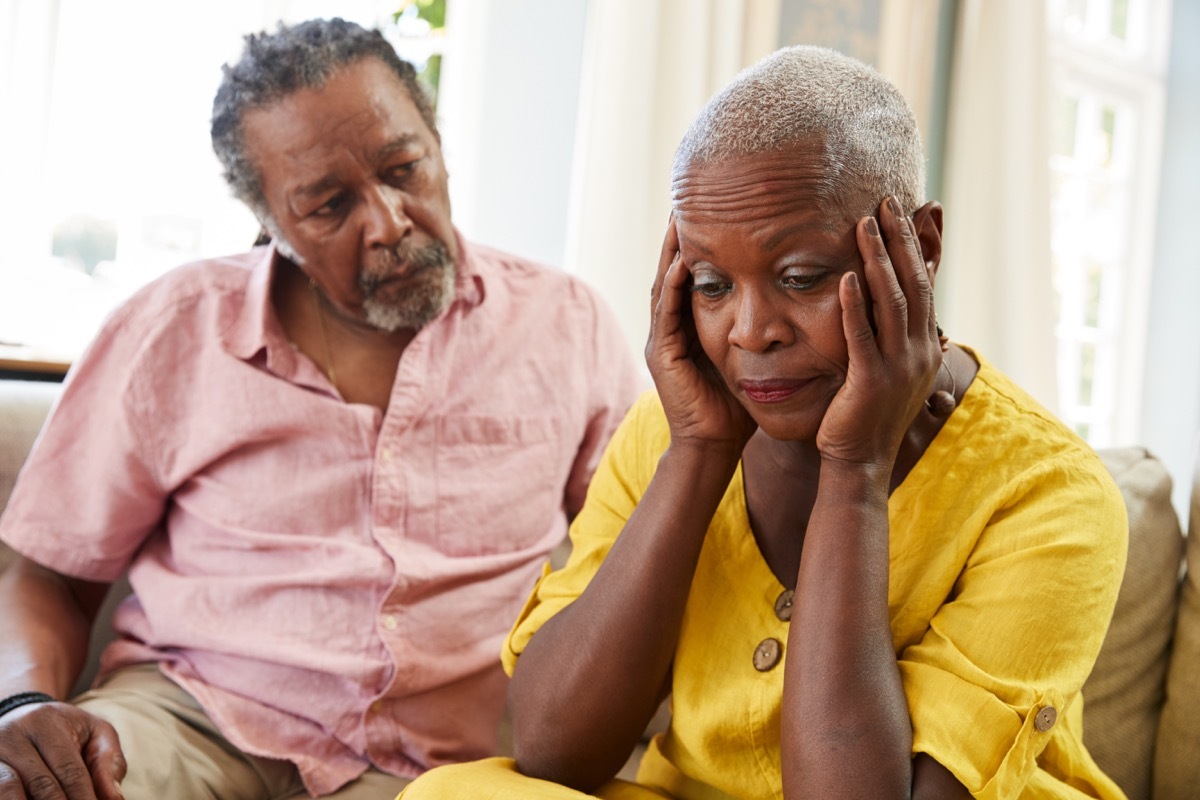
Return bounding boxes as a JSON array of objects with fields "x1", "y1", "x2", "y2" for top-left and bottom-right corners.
[
  {"x1": 689, "y1": 280, "x2": 731, "y2": 299},
  {"x1": 312, "y1": 194, "x2": 348, "y2": 217},
  {"x1": 387, "y1": 161, "x2": 419, "y2": 182}
]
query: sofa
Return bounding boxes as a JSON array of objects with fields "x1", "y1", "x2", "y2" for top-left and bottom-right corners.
[{"x1": 1, "y1": 376, "x2": 1198, "y2": 799}]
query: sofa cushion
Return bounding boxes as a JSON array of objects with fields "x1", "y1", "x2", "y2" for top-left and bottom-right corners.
[
  {"x1": 1083, "y1": 447, "x2": 1184, "y2": 800},
  {"x1": 1154, "y1": 439, "x2": 1200, "y2": 798},
  {"x1": 0, "y1": 380, "x2": 60, "y2": 571}
]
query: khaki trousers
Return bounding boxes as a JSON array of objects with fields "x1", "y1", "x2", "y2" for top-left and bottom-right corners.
[{"x1": 74, "y1": 664, "x2": 411, "y2": 799}]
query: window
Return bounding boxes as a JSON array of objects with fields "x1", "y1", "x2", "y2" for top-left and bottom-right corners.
[
  {"x1": 0, "y1": 0, "x2": 446, "y2": 367},
  {"x1": 1046, "y1": 0, "x2": 1172, "y2": 445}
]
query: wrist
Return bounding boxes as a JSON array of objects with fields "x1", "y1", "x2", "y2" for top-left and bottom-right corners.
[
  {"x1": 816, "y1": 456, "x2": 891, "y2": 501},
  {"x1": 0, "y1": 691, "x2": 55, "y2": 719},
  {"x1": 663, "y1": 438, "x2": 743, "y2": 476}
]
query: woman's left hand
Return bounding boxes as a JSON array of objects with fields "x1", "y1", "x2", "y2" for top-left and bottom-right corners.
[{"x1": 815, "y1": 196, "x2": 942, "y2": 467}]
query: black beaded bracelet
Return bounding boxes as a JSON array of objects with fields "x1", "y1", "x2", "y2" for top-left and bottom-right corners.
[{"x1": 0, "y1": 691, "x2": 55, "y2": 719}]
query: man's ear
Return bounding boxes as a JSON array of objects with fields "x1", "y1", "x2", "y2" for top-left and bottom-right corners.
[{"x1": 911, "y1": 201, "x2": 943, "y2": 284}]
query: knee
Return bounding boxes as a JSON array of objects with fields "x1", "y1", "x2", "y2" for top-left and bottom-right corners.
[{"x1": 399, "y1": 758, "x2": 520, "y2": 799}]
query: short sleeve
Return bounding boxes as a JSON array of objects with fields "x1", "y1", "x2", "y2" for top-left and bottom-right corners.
[
  {"x1": 899, "y1": 457, "x2": 1128, "y2": 799},
  {"x1": 503, "y1": 389, "x2": 664, "y2": 676},
  {"x1": 0, "y1": 303, "x2": 167, "y2": 581}
]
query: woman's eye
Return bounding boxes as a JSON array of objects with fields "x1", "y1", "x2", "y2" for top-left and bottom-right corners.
[
  {"x1": 689, "y1": 280, "x2": 732, "y2": 299},
  {"x1": 781, "y1": 273, "x2": 823, "y2": 291}
]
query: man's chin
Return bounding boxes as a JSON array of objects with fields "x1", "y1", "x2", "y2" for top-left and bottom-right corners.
[{"x1": 361, "y1": 267, "x2": 456, "y2": 332}]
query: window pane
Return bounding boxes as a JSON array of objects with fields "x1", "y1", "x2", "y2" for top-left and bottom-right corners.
[
  {"x1": 1097, "y1": 105, "x2": 1117, "y2": 167},
  {"x1": 1079, "y1": 342, "x2": 1097, "y2": 406},
  {"x1": 1052, "y1": 94, "x2": 1080, "y2": 157},
  {"x1": 1084, "y1": 261, "x2": 1104, "y2": 328},
  {"x1": 1110, "y1": 0, "x2": 1130, "y2": 39}
]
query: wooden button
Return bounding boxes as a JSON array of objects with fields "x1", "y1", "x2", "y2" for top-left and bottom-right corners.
[
  {"x1": 774, "y1": 589, "x2": 794, "y2": 622},
  {"x1": 753, "y1": 638, "x2": 782, "y2": 671},
  {"x1": 1034, "y1": 706, "x2": 1057, "y2": 732}
]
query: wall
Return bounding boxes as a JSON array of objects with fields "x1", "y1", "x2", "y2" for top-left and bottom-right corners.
[
  {"x1": 1139, "y1": 0, "x2": 1200, "y2": 522},
  {"x1": 438, "y1": 0, "x2": 588, "y2": 269}
]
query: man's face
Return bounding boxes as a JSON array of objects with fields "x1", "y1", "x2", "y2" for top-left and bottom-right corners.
[
  {"x1": 672, "y1": 144, "x2": 869, "y2": 442},
  {"x1": 242, "y1": 57, "x2": 458, "y2": 331}
]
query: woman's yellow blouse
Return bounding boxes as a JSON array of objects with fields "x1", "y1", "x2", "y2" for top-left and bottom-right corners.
[{"x1": 503, "y1": 350, "x2": 1129, "y2": 800}]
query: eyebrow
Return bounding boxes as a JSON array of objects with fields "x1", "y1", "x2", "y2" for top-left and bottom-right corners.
[
  {"x1": 375, "y1": 133, "x2": 423, "y2": 161},
  {"x1": 291, "y1": 133, "x2": 425, "y2": 200},
  {"x1": 763, "y1": 220, "x2": 844, "y2": 252}
]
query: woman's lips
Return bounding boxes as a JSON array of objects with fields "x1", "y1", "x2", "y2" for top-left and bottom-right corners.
[{"x1": 738, "y1": 379, "x2": 808, "y2": 403}]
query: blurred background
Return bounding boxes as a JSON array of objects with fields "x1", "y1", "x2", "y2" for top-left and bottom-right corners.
[{"x1": 0, "y1": 0, "x2": 1195, "y2": 521}]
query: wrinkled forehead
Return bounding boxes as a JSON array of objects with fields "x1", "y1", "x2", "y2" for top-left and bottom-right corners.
[{"x1": 670, "y1": 141, "x2": 872, "y2": 229}]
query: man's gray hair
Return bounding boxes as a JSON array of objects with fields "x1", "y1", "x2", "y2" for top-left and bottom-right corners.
[
  {"x1": 673, "y1": 45, "x2": 925, "y2": 216},
  {"x1": 211, "y1": 17, "x2": 437, "y2": 221}
]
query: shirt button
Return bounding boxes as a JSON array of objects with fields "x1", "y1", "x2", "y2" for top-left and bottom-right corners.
[
  {"x1": 753, "y1": 638, "x2": 782, "y2": 671},
  {"x1": 371, "y1": 701, "x2": 383, "y2": 713},
  {"x1": 1034, "y1": 706, "x2": 1057, "y2": 732},
  {"x1": 382, "y1": 615, "x2": 399, "y2": 630},
  {"x1": 381, "y1": 448, "x2": 393, "y2": 462},
  {"x1": 774, "y1": 589, "x2": 794, "y2": 622}
]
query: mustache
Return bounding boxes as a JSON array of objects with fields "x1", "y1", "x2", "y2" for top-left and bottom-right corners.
[{"x1": 359, "y1": 240, "x2": 452, "y2": 294}]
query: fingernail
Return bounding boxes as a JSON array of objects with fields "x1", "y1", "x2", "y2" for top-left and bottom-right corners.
[
  {"x1": 865, "y1": 217, "x2": 879, "y2": 236},
  {"x1": 888, "y1": 196, "x2": 902, "y2": 217},
  {"x1": 846, "y1": 272, "x2": 859, "y2": 289}
]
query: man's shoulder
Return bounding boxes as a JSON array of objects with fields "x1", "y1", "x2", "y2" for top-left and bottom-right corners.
[
  {"x1": 126, "y1": 249, "x2": 262, "y2": 309},
  {"x1": 465, "y1": 241, "x2": 597, "y2": 307},
  {"x1": 106, "y1": 248, "x2": 264, "y2": 332}
]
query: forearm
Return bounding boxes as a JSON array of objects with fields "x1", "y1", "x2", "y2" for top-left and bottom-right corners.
[
  {"x1": 0, "y1": 557, "x2": 103, "y2": 698},
  {"x1": 510, "y1": 442, "x2": 739, "y2": 790},
  {"x1": 781, "y1": 460, "x2": 912, "y2": 799}
]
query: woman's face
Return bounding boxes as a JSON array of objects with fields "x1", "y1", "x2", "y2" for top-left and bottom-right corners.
[{"x1": 672, "y1": 149, "x2": 867, "y2": 442}]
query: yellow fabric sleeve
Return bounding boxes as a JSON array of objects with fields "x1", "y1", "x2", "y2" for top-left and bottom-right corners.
[{"x1": 899, "y1": 456, "x2": 1128, "y2": 799}]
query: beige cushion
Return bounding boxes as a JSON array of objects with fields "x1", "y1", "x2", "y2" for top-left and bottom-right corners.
[
  {"x1": 0, "y1": 380, "x2": 60, "y2": 571},
  {"x1": 1083, "y1": 447, "x2": 1184, "y2": 800},
  {"x1": 1154, "y1": 439, "x2": 1200, "y2": 799}
]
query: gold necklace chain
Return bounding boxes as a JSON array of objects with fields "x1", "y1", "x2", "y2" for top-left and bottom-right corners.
[{"x1": 308, "y1": 278, "x2": 338, "y2": 390}]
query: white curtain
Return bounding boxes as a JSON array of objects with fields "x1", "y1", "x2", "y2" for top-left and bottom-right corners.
[
  {"x1": 938, "y1": 0, "x2": 1059, "y2": 408},
  {"x1": 876, "y1": 0, "x2": 943, "y2": 143},
  {"x1": 564, "y1": 0, "x2": 781, "y2": 357}
]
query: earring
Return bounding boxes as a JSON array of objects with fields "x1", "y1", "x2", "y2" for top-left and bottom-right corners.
[{"x1": 926, "y1": 319, "x2": 956, "y2": 418}]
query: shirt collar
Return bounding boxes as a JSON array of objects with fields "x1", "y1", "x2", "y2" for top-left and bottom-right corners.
[
  {"x1": 222, "y1": 243, "x2": 299, "y2": 377},
  {"x1": 451, "y1": 228, "x2": 486, "y2": 308},
  {"x1": 223, "y1": 229, "x2": 485, "y2": 370}
]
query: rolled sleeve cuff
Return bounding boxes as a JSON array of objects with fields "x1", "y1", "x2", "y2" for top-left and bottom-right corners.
[{"x1": 901, "y1": 660, "x2": 1065, "y2": 800}]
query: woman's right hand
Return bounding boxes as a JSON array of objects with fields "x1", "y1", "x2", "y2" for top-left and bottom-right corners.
[{"x1": 646, "y1": 218, "x2": 756, "y2": 452}]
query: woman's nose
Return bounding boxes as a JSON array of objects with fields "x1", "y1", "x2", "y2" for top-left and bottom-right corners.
[{"x1": 727, "y1": 289, "x2": 792, "y2": 353}]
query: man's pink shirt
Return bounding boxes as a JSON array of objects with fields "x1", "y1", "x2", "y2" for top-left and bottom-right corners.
[{"x1": 0, "y1": 236, "x2": 642, "y2": 795}]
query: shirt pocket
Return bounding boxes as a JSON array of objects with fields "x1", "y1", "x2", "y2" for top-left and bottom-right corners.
[{"x1": 434, "y1": 415, "x2": 562, "y2": 556}]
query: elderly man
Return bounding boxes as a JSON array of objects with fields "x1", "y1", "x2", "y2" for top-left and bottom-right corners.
[{"x1": 0, "y1": 17, "x2": 640, "y2": 800}]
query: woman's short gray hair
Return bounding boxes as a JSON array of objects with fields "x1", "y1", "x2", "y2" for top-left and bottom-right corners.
[{"x1": 673, "y1": 45, "x2": 925, "y2": 216}]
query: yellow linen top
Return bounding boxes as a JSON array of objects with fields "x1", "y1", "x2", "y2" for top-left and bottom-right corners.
[{"x1": 502, "y1": 350, "x2": 1129, "y2": 800}]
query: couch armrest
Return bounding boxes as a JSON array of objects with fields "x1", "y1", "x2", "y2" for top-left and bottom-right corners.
[
  {"x1": 1083, "y1": 447, "x2": 1184, "y2": 800},
  {"x1": 1154, "y1": 437, "x2": 1200, "y2": 798}
]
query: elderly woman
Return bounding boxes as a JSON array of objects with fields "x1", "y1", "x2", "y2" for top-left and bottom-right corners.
[{"x1": 399, "y1": 46, "x2": 1127, "y2": 800}]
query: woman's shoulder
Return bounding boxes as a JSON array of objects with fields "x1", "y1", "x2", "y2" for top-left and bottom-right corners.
[
  {"x1": 930, "y1": 347, "x2": 1123, "y2": 520},
  {"x1": 601, "y1": 389, "x2": 674, "y2": 486}
]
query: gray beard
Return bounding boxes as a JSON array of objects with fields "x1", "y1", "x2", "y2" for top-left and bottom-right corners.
[
  {"x1": 270, "y1": 225, "x2": 457, "y2": 333},
  {"x1": 359, "y1": 240, "x2": 456, "y2": 332}
]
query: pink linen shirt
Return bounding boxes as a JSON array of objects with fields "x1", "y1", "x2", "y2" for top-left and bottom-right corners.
[{"x1": 0, "y1": 234, "x2": 642, "y2": 795}]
